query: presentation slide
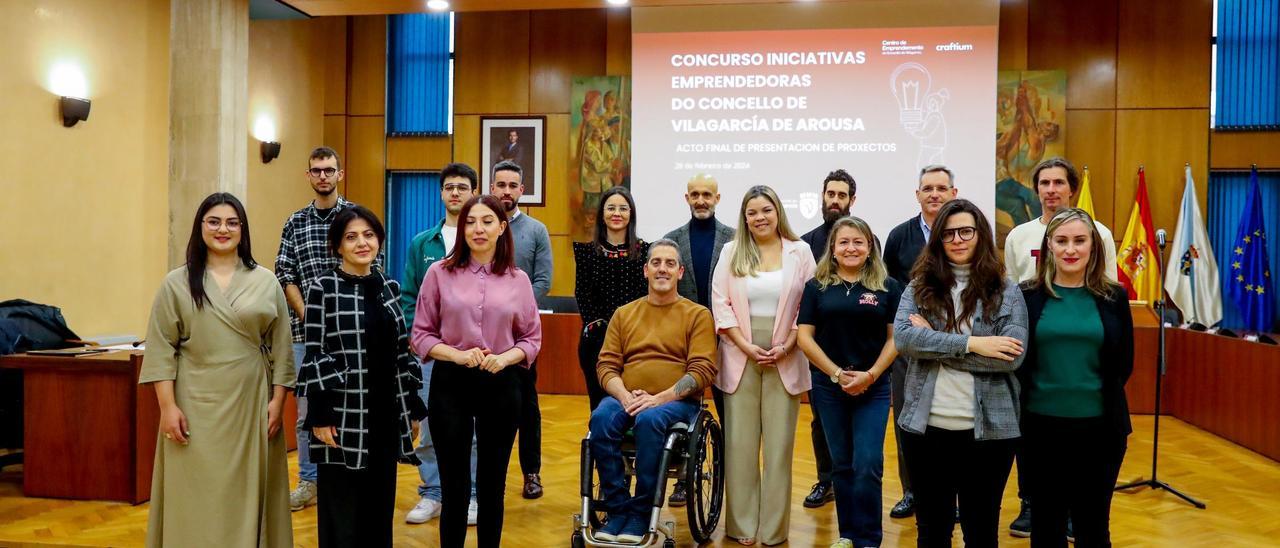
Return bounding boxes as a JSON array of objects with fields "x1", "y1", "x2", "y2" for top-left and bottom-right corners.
[{"x1": 631, "y1": 3, "x2": 998, "y2": 242}]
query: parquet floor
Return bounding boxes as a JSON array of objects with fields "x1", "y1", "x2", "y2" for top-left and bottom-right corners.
[{"x1": 1, "y1": 395, "x2": 1278, "y2": 547}]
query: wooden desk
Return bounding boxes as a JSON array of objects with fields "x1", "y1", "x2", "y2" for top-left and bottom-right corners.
[
  {"x1": 535, "y1": 313, "x2": 586, "y2": 395},
  {"x1": 0, "y1": 351, "x2": 157, "y2": 503},
  {"x1": 0, "y1": 351, "x2": 300, "y2": 503}
]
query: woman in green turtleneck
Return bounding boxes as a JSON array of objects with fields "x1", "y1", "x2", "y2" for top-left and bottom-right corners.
[{"x1": 1019, "y1": 208, "x2": 1133, "y2": 548}]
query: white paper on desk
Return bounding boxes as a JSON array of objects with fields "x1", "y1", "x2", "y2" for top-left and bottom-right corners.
[{"x1": 99, "y1": 343, "x2": 144, "y2": 351}]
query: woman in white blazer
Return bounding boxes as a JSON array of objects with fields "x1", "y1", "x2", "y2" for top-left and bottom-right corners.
[{"x1": 711, "y1": 185, "x2": 817, "y2": 546}]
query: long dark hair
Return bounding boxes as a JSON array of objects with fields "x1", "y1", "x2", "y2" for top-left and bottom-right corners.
[
  {"x1": 443, "y1": 195, "x2": 515, "y2": 275},
  {"x1": 593, "y1": 186, "x2": 641, "y2": 256},
  {"x1": 186, "y1": 192, "x2": 257, "y2": 309},
  {"x1": 908, "y1": 199, "x2": 1005, "y2": 331}
]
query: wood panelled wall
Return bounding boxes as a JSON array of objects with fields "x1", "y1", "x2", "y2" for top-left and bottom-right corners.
[
  {"x1": 337, "y1": 9, "x2": 629, "y2": 297},
  {"x1": 1000, "y1": 0, "x2": 1213, "y2": 247},
  {"x1": 336, "y1": 0, "x2": 1234, "y2": 294}
]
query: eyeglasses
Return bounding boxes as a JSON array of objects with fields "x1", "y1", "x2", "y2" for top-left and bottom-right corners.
[
  {"x1": 308, "y1": 167, "x2": 338, "y2": 178},
  {"x1": 941, "y1": 226, "x2": 977, "y2": 243},
  {"x1": 204, "y1": 218, "x2": 242, "y2": 231},
  {"x1": 604, "y1": 205, "x2": 631, "y2": 214},
  {"x1": 443, "y1": 183, "x2": 471, "y2": 193}
]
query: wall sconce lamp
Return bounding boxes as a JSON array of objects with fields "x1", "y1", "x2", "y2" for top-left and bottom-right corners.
[
  {"x1": 254, "y1": 115, "x2": 280, "y2": 163},
  {"x1": 61, "y1": 96, "x2": 91, "y2": 127},
  {"x1": 260, "y1": 141, "x2": 281, "y2": 163},
  {"x1": 50, "y1": 62, "x2": 90, "y2": 127}
]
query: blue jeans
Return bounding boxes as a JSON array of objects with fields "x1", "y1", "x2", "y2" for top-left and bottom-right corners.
[
  {"x1": 415, "y1": 359, "x2": 477, "y2": 500},
  {"x1": 294, "y1": 342, "x2": 317, "y2": 483},
  {"x1": 810, "y1": 370, "x2": 891, "y2": 546},
  {"x1": 589, "y1": 397, "x2": 699, "y2": 517}
]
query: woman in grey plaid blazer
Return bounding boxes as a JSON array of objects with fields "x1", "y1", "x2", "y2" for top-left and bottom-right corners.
[
  {"x1": 297, "y1": 206, "x2": 427, "y2": 548},
  {"x1": 892, "y1": 199, "x2": 1029, "y2": 548}
]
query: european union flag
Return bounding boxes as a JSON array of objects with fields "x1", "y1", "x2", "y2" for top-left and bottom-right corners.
[{"x1": 1227, "y1": 169, "x2": 1274, "y2": 333}]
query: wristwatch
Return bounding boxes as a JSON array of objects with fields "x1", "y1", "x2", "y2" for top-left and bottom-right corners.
[{"x1": 830, "y1": 371, "x2": 841, "y2": 384}]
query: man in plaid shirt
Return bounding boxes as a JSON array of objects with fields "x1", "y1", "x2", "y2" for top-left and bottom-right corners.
[{"x1": 275, "y1": 146, "x2": 370, "y2": 511}]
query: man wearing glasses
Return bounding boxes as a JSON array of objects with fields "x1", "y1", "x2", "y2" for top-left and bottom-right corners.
[
  {"x1": 399, "y1": 162, "x2": 481, "y2": 525},
  {"x1": 275, "y1": 146, "x2": 375, "y2": 512}
]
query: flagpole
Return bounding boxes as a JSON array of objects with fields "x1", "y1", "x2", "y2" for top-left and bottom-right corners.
[{"x1": 1115, "y1": 230, "x2": 1207, "y2": 509}]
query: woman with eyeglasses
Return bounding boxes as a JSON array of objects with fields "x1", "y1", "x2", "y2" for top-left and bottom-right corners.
[
  {"x1": 1019, "y1": 208, "x2": 1132, "y2": 548},
  {"x1": 574, "y1": 186, "x2": 650, "y2": 411},
  {"x1": 893, "y1": 199, "x2": 1029, "y2": 548},
  {"x1": 140, "y1": 193, "x2": 296, "y2": 547}
]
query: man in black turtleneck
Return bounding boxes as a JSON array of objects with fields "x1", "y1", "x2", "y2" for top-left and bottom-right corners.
[
  {"x1": 662, "y1": 173, "x2": 734, "y2": 507},
  {"x1": 797, "y1": 168, "x2": 856, "y2": 509}
]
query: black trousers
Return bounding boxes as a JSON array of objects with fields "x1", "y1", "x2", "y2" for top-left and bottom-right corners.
[
  {"x1": 889, "y1": 357, "x2": 912, "y2": 493},
  {"x1": 429, "y1": 361, "x2": 522, "y2": 548},
  {"x1": 1024, "y1": 413, "x2": 1127, "y2": 548},
  {"x1": 809, "y1": 368, "x2": 833, "y2": 484},
  {"x1": 516, "y1": 359, "x2": 541, "y2": 475},
  {"x1": 578, "y1": 329, "x2": 609, "y2": 411},
  {"x1": 901, "y1": 427, "x2": 1015, "y2": 548},
  {"x1": 316, "y1": 436, "x2": 398, "y2": 548}
]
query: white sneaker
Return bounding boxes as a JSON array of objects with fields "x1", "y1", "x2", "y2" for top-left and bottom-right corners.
[
  {"x1": 289, "y1": 480, "x2": 317, "y2": 511},
  {"x1": 406, "y1": 497, "x2": 442, "y2": 524},
  {"x1": 466, "y1": 499, "x2": 478, "y2": 526},
  {"x1": 829, "y1": 539, "x2": 854, "y2": 548}
]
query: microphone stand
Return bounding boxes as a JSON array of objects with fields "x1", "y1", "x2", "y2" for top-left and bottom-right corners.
[{"x1": 1114, "y1": 235, "x2": 1206, "y2": 509}]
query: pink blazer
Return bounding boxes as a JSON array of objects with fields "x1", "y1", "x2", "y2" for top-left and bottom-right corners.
[{"x1": 710, "y1": 238, "x2": 817, "y2": 395}]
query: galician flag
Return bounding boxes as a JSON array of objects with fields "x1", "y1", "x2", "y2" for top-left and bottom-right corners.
[
  {"x1": 1117, "y1": 167, "x2": 1162, "y2": 304},
  {"x1": 1077, "y1": 165, "x2": 1096, "y2": 218},
  {"x1": 1164, "y1": 164, "x2": 1222, "y2": 326}
]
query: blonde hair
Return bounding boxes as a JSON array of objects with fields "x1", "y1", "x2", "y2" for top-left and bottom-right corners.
[
  {"x1": 814, "y1": 216, "x2": 889, "y2": 292},
  {"x1": 730, "y1": 185, "x2": 799, "y2": 277},
  {"x1": 1033, "y1": 208, "x2": 1120, "y2": 299}
]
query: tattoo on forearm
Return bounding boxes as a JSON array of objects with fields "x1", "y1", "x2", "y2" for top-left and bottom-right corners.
[{"x1": 673, "y1": 374, "x2": 699, "y2": 398}]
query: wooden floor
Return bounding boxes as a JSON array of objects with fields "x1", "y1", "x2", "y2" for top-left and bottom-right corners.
[{"x1": 1, "y1": 395, "x2": 1278, "y2": 547}]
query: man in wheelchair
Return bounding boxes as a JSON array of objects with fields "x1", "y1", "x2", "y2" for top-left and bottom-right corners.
[{"x1": 588, "y1": 239, "x2": 719, "y2": 543}]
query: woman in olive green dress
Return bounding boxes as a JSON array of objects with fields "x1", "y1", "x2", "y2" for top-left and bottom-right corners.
[{"x1": 140, "y1": 193, "x2": 296, "y2": 548}]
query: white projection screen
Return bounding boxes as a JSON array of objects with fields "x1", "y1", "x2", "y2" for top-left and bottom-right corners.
[{"x1": 631, "y1": 1, "x2": 1000, "y2": 241}]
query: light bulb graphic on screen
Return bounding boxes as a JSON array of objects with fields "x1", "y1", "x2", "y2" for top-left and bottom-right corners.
[
  {"x1": 890, "y1": 63, "x2": 931, "y2": 132},
  {"x1": 891, "y1": 63, "x2": 950, "y2": 168}
]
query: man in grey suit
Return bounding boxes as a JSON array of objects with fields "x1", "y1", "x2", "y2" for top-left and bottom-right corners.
[
  {"x1": 662, "y1": 173, "x2": 734, "y2": 507},
  {"x1": 490, "y1": 160, "x2": 552, "y2": 500}
]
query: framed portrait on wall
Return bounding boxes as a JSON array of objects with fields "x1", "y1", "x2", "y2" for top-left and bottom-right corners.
[{"x1": 480, "y1": 116, "x2": 546, "y2": 206}]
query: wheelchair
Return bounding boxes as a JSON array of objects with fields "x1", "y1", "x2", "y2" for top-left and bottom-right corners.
[{"x1": 571, "y1": 405, "x2": 724, "y2": 547}]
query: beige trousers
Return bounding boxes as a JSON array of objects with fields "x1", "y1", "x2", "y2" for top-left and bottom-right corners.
[{"x1": 724, "y1": 317, "x2": 801, "y2": 545}]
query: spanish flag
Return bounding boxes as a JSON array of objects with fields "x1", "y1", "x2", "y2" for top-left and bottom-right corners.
[
  {"x1": 1077, "y1": 166, "x2": 1096, "y2": 217},
  {"x1": 1118, "y1": 167, "x2": 1162, "y2": 303}
]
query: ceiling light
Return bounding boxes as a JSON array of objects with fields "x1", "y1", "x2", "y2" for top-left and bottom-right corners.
[
  {"x1": 606, "y1": 0, "x2": 629, "y2": 5},
  {"x1": 427, "y1": 0, "x2": 449, "y2": 10}
]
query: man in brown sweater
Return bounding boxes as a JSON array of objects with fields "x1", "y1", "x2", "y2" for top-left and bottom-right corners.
[{"x1": 588, "y1": 239, "x2": 718, "y2": 543}]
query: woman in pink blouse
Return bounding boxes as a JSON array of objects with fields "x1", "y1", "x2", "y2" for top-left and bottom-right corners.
[
  {"x1": 711, "y1": 185, "x2": 817, "y2": 546},
  {"x1": 411, "y1": 195, "x2": 542, "y2": 548}
]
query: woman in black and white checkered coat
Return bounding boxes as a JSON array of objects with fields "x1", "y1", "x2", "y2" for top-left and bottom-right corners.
[{"x1": 296, "y1": 205, "x2": 427, "y2": 548}]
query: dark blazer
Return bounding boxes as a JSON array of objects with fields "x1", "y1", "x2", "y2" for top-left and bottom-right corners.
[
  {"x1": 883, "y1": 214, "x2": 928, "y2": 285},
  {"x1": 664, "y1": 219, "x2": 735, "y2": 307},
  {"x1": 1019, "y1": 282, "x2": 1134, "y2": 436}
]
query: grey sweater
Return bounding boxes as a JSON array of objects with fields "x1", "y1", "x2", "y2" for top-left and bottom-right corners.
[
  {"x1": 893, "y1": 277, "x2": 1029, "y2": 440},
  {"x1": 508, "y1": 210, "x2": 553, "y2": 301}
]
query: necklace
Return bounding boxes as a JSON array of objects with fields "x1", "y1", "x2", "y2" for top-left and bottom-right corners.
[{"x1": 841, "y1": 279, "x2": 856, "y2": 296}]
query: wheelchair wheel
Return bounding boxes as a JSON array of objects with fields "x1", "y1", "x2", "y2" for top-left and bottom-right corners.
[
  {"x1": 571, "y1": 531, "x2": 586, "y2": 548},
  {"x1": 684, "y1": 411, "x2": 724, "y2": 544}
]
